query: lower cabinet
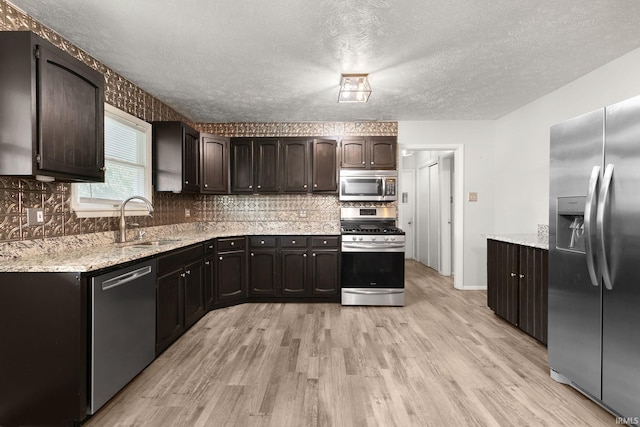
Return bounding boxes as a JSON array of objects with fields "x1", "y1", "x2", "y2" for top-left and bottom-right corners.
[
  {"x1": 487, "y1": 239, "x2": 548, "y2": 344},
  {"x1": 311, "y1": 236, "x2": 340, "y2": 296},
  {"x1": 249, "y1": 236, "x2": 278, "y2": 296},
  {"x1": 156, "y1": 244, "x2": 205, "y2": 354},
  {"x1": 216, "y1": 237, "x2": 248, "y2": 302},
  {"x1": 280, "y1": 236, "x2": 310, "y2": 297}
]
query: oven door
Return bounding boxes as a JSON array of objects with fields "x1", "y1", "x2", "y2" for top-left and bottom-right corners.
[{"x1": 340, "y1": 250, "x2": 405, "y2": 288}]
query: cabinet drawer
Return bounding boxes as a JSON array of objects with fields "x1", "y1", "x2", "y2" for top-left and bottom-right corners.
[
  {"x1": 281, "y1": 236, "x2": 308, "y2": 248},
  {"x1": 312, "y1": 236, "x2": 339, "y2": 248},
  {"x1": 157, "y1": 244, "x2": 203, "y2": 276},
  {"x1": 217, "y1": 237, "x2": 246, "y2": 252},
  {"x1": 204, "y1": 240, "x2": 216, "y2": 255},
  {"x1": 250, "y1": 236, "x2": 277, "y2": 248}
]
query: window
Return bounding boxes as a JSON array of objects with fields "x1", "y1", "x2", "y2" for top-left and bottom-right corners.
[{"x1": 72, "y1": 104, "x2": 152, "y2": 217}]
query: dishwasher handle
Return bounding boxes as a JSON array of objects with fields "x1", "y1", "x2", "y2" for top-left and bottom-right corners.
[{"x1": 101, "y1": 265, "x2": 153, "y2": 291}]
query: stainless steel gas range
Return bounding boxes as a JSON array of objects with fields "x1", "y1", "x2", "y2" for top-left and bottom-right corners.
[{"x1": 340, "y1": 207, "x2": 405, "y2": 306}]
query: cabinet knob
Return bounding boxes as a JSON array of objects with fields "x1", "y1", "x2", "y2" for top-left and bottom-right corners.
[
  {"x1": 519, "y1": 274, "x2": 525, "y2": 279},
  {"x1": 186, "y1": 270, "x2": 191, "y2": 275},
  {"x1": 185, "y1": 180, "x2": 189, "y2": 184},
  {"x1": 205, "y1": 261, "x2": 210, "y2": 265},
  {"x1": 260, "y1": 240, "x2": 265, "y2": 244},
  {"x1": 257, "y1": 185, "x2": 261, "y2": 189},
  {"x1": 204, "y1": 184, "x2": 208, "y2": 188},
  {"x1": 251, "y1": 253, "x2": 254, "y2": 257},
  {"x1": 208, "y1": 245, "x2": 214, "y2": 249},
  {"x1": 362, "y1": 161, "x2": 365, "y2": 164},
  {"x1": 219, "y1": 256, "x2": 223, "y2": 261},
  {"x1": 292, "y1": 240, "x2": 296, "y2": 244},
  {"x1": 249, "y1": 185, "x2": 253, "y2": 189},
  {"x1": 303, "y1": 184, "x2": 307, "y2": 188},
  {"x1": 100, "y1": 166, "x2": 107, "y2": 171},
  {"x1": 303, "y1": 253, "x2": 307, "y2": 258},
  {"x1": 510, "y1": 273, "x2": 516, "y2": 277},
  {"x1": 371, "y1": 161, "x2": 374, "y2": 165},
  {"x1": 180, "y1": 273, "x2": 186, "y2": 278},
  {"x1": 231, "y1": 241, "x2": 235, "y2": 246},
  {"x1": 323, "y1": 240, "x2": 327, "y2": 245},
  {"x1": 312, "y1": 253, "x2": 316, "y2": 257},
  {"x1": 314, "y1": 184, "x2": 318, "y2": 188}
]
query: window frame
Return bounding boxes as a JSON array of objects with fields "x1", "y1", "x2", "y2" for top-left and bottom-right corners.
[{"x1": 71, "y1": 103, "x2": 153, "y2": 218}]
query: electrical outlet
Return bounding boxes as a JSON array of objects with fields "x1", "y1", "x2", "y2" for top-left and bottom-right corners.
[
  {"x1": 26, "y1": 208, "x2": 45, "y2": 225},
  {"x1": 185, "y1": 208, "x2": 191, "y2": 217},
  {"x1": 468, "y1": 192, "x2": 478, "y2": 202},
  {"x1": 299, "y1": 210, "x2": 307, "y2": 218}
]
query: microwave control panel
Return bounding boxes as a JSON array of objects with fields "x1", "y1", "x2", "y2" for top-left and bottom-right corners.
[{"x1": 385, "y1": 178, "x2": 396, "y2": 196}]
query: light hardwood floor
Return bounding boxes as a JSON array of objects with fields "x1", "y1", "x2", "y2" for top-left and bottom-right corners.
[{"x1": 86, "y1": 260, "x2": 614, "y2": 426}]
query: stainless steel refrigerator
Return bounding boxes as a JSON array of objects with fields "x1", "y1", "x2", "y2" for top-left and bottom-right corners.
[{"x1": 549, "y1": 94, "x2": 640, "y2": 422}]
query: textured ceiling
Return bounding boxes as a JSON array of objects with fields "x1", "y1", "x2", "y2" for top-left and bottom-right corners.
[{"x1": 10, "y1": 0, "x2": 640, "y2": 122}]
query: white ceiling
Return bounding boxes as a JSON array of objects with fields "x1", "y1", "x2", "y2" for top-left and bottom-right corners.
[{"x1": 11, "y1": 0, "x2": 640, "y2": 123}]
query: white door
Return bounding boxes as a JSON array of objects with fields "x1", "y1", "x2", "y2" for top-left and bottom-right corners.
[
  {"x1": 428, "y1": 162, "x2": 440, "y2": 270},
  {"x1": 417, "y1": 164, "x2": 430, "y2": 266},
  {"x1": 398, "y1": 169, "x2": 415, "y2": 259},
  {"x1": 439, "y1": 156, "x2": 452, "y2": 276}
]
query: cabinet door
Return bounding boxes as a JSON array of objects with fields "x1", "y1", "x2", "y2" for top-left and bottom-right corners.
[
  {"x1": 183, "y1": 259, "x2": 205, "y2": 329},
  {"x1": 201, "y1": 134, "x2": 229, "y2": 194},
  {"x1": 217, "y1": 250, "x2": 247, "y2": 301},
  {"x1": 368, "y1": 137, "x2": 396, "y2": 169},
  {"x1": 487, "y1": 239, "x2": 498, "y2": 311},
  {"x1": 156, "y1": 269, "x2": 184, "y2": 354},
  {"x1": 182, "y1": 126, "x2": 200, "y2": 192},
  {"x1": 312, "y1": 138, "x2": 338, "y2": 192},
  {"x1": 493, "y1": 240, "x2": 519, "y2": 326},
  {"x1": 281, "y1": 249, "x2": 309, "y2": 296},
  {"x1": 311, "y1": 249, "x2": 339, "y2": 295},
  {"x1": 518, "y1": 246, "x2": 548, "y2": 344},
  {"x1": 282, "y1": 138, "x2": 310, "y2": 192},
  {"x1": 255, "y1": 138, "x2": 280, "y2": 192},
  {"x1": 340, "y1": 137, "x2": 367, "y2": 168},
  {"x1": 230, "y1": 138, "x2": 254, "y2": 193},
  {"x1": 38, "y1": 43, "x2": 104, "y2": 181},
  {"x1": 249, "y1": 249, "x2": 278, "y2": 296}
]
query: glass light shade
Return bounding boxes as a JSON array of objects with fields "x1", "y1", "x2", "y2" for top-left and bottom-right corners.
[{"x1": 338, "y1": 74, "x2": 371, "y2": 103}]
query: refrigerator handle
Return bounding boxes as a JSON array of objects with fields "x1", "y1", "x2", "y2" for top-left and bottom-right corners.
[
  {"x1": 596, "y1": 163, "x2": 614, "y2": 290},
  {"x1": 584, "y1": 165, "x2": 600, "y2": 287}
]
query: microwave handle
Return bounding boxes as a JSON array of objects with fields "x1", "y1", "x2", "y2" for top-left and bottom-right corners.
[{"x1": 381, "y1": 178, "x2": 385, "y2": 197}]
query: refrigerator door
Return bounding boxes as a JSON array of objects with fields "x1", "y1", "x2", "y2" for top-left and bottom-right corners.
[
  {"x1": 548, "y1": 108, "x2": 603, "y2": 400},
  {"x1": 601, "y1": 95, "x2": 640, "y2": 419}
]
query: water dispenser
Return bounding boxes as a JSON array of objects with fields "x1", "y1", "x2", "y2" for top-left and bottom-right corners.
[{"x1": 556, "y1": 196, "x2": 586, "y2": 253}]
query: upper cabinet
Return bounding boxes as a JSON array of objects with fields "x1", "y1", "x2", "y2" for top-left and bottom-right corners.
[
  {"x1": 0, "y1": 32, "x2": 105, "y2": 182},
  {"x1": 231, "y1": 137, "x2": 338, "y2": 194},
  {"x1": 152, "y1": 121, "x2": 200, "y2": 193},
  {"x1": 340, "y1": 136, "x2": 396, "y2": 170},
  {"x1": 201, "y1": 134, "x2": 229, "y2": 194}
]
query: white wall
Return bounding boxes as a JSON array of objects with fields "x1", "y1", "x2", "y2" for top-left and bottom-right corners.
[
  {"x1": 494, "y1": 47, "x2": 640, "y2": 233},
  {"x1": 398, "y1": 121, "x2": 495, "y2": 289}
]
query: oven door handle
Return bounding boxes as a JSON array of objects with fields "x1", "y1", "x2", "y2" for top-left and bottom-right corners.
[
  {"x1": 342, "y1": 243, "x2": 405, "y2": 250},
  {"x1": 343, "y1": 289, "x2": 404, "y2": 295}
]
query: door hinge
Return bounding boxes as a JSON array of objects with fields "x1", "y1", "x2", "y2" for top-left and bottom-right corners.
[
  {"x1": 35, "y1": 154, "x2": 41, "y2": 164},
  {"x1": 34, "y1": 47, "x2": 40, "y2": 60}
]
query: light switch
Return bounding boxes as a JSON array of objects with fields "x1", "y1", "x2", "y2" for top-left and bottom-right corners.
[{"x1": 468, "y1": 192, "x2": 478, "y2": 202}]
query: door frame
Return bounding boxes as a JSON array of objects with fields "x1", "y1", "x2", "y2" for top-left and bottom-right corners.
[{"x1": 399, "y1": 144, "x2": 464, "y2": 289}]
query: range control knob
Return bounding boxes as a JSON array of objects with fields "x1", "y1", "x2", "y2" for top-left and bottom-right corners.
[
  {"x1": 390, "y1": 236, "x2": 396, "y2": 241},
  {"x1": 358, "y1": 236, "x2": 364, "y2": 241},
  {"x1": 352, "y1": 236, "x2": 357, "y2": 241},
  {"x1": 384, "y1": 237, "x2": 389, "y2": 241}
]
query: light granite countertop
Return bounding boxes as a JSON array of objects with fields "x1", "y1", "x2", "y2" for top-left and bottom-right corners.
[
  {"x1": 0, "y1": 221, "x2": 339, "y2": 273},
  {"x1": 484, "y1": 233, "x2": 549, "y2": 250}
]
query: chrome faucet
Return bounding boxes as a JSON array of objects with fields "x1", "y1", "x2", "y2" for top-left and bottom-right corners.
[{"x1": 118, "y1": 196, "x2": 154, "y2": 243}]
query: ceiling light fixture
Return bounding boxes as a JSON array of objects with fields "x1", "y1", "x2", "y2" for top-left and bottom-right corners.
[{"x1": 338, "y1": 74, "x2": 371, "y2": 103}]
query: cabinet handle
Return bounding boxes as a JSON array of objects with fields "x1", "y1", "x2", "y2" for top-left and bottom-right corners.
[
  {"x1": 208, "y1": 245, "x2": 214, "y2": 249},
  {"x1": 219, "y1": 256, "x2": 223, "y2": 261},
  {"x1": 510, "y1": 273, "x2": 516, "y2": 277},
  {"x1": 519, "y1": 274, "x2": 525, "y2": 279},
  {"x1": 205, "y1": 261, "x2": 210, "y2": 265}
]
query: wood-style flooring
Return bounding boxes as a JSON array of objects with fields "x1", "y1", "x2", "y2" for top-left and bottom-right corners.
[{"x1": 85, "y1": 260, "x2": 614, "y2": 426}]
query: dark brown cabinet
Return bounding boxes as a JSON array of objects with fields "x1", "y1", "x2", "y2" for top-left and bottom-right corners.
[
  {"x1": 153, "y1": 121, "x2": 200, "y2": 193},
  {"x1": 201, "y1": 134, "x2": 229, "y2": 194},
  {"x1": 217, "y1": 237, "x2": 247, "y2": 302},
  {"x1": 312, "y1": 138, "x2": 339, "y2": 192},
  {"x1": 487, "y1": 239, "x2": 548, "y2": 344},
  {"x1": 230, "y1": 138, "x2": 254, "y2": 193},
  {"x1": 203, "y1": 240, "x2": 216, "y2": 310},
  {"x1": 255, "y1": 139, "x2": 280, "y2": 192},
  {"x1": 282, "y1": 138, "x2": 310, "y2": 192},
  {"x1": 310, "y1": 237, "x2": 340, "y2": 295},
  {"x1": 0, "y1": 31, "x2": 105, "y2": 182},
  {"x1": 340, "y1": 136, "x2": 397, "y2": 170},
  {"x1": 249, "y1": 237, "x2": 279, "y2": 296},
  {"x1": 281, "y1": 236, "x2": 310, "y2": 297},
  {"x1": 156, "y1": 244, "x2": 204, "y2": 354}
]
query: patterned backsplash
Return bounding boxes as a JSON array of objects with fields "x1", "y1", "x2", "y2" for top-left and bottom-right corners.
[{"x1": 0, "y1": 0, "x2": 397, "y2": 243}]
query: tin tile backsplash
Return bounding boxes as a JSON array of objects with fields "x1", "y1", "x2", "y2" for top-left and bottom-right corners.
[{"x1": 0, "y1": 0, "x2": 397, "y2": 243}]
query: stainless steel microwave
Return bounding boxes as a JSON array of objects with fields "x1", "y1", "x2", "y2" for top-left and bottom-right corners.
[{"x1": 339, "y1": 170, "x2": 398, "y2": 202}]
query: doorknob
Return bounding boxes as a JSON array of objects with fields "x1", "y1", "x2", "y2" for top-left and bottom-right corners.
[{"x1": 407, "y1": 220, "x2": 413, "y2": 225}]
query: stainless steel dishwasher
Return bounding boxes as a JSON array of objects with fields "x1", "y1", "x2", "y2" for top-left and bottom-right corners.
[{"x1": 89, "y1": 259, "x2": 156, "y2": 414}]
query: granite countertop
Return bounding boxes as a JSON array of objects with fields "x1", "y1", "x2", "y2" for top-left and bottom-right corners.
[
  {"x1": 0, "y1": 221, "x2": 339, "y2": 273},
  {"x1": 484, "y1": 233, "x2": 549, "y2": 250}
]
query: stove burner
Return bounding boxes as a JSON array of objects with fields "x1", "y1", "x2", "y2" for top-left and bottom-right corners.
[{"x1": 340, "y1": 224, "x2": 405, "y2": 235}]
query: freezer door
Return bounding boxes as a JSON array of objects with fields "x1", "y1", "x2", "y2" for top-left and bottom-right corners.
[
  {"x1": 601, "y1": 95, "x2": 640, "y2": 420},
  {"x1": 548, "y1": 108, "x2": 603, "y2": 400}
]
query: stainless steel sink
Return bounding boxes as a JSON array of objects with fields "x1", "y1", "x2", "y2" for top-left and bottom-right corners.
[{"x1": 120, "y1": 239, "x2": 181, "y2": 248}]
